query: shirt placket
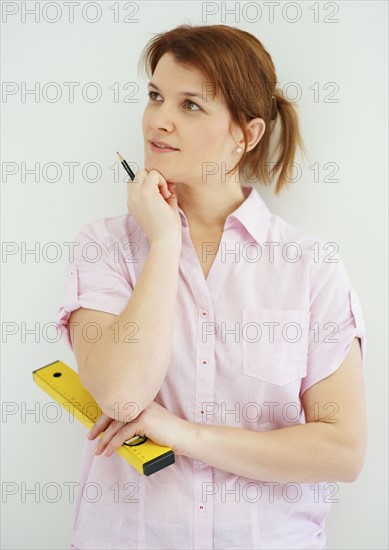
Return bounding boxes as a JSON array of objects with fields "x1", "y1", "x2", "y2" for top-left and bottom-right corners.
[
  {"x1": 193, "y1": 305, "x2": 216, "y2": 550},
  {"x1": 178, "y1": 223, "x2": 216, "y2": 549}
]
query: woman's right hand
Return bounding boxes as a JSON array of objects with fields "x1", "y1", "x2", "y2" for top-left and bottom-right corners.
[{"x1": 127, "y1": 169, "x2": 182, "y2": 250}]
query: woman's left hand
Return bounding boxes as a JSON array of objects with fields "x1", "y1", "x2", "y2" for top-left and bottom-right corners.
[{"x1": 88, "y1": 401, "x2": 192, "y2": 458}]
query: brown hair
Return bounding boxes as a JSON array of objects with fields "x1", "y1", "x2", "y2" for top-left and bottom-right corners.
[{"x1": 138, "y1": 24, "x2": 307, "y2": 195}]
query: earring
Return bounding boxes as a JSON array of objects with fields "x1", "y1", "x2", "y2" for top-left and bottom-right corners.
[{"x1": 236, "y1": 147, "x2": 242, "y2": 154}]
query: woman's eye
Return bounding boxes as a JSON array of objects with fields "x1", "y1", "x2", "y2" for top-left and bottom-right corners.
[
  {"x1": 148, "y1": 91, "x2": 160, "y2": 101},
  {"x1": 185, "y1": 100, "x2": 201, "y2": 111},
  {"x1": 147, "y1": 91, "x2": 201, "y2": 112}
]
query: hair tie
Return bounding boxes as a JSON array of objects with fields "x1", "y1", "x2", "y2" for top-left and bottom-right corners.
[{"x1": 271, "y1": 95, "x2": 277, "y2": 120}]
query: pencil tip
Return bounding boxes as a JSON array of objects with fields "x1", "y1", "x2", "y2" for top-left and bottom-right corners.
[{"x1": 116, "y1": 151, "x2": 124, "y2": 162}]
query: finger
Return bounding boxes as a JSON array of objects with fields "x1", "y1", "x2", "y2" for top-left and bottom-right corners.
[
  {"x1": 165, "y1": 182, "x2": 177, "y2": 202},
  {"x1": 162, "y1": 187, "x2": 172, "y2": 199},
  {"x1": 94, "y1": 420, "x2": 125, "y2": 454},
  {"x1": 103, "y1": 427, "x2": 139, "y2": 457},
  {"x1": 132, "y1": 168, "x2": 148, "y2": 185},
  {"x1": 147, "y1": 169, "x2": 170, "y2": 198},
  {"x1": 87, "y1": 413, "x2": 112, "y2": 440}
]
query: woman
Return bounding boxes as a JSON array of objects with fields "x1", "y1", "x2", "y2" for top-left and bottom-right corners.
[{"x1": 57, "y1": 24, "x2": 367, "y2": 550}]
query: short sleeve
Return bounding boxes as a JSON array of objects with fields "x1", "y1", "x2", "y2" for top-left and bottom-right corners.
[
  {"x1": 300, "y1": 257, "x2": 367, "y2": 397},
  {"x1": 55, "y1": 222, "x2": 134, "y2": 352}
]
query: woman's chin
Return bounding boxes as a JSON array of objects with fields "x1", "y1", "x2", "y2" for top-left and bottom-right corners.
[{"x1": 143, "y1": 160, "x2": 174, "y2": 180}]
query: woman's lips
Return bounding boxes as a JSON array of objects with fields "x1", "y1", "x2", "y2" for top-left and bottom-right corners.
[{"x1": 150, "y1": 141, "x2": 179, "y2": 153}]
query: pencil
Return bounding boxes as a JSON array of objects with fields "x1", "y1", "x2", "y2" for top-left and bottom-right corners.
[{"x1": 117, "y1": 151, "x2": 135, "y2": 181}]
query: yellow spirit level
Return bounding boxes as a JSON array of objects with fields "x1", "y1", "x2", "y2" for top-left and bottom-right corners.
[{"x1": 32, "y1": 360, "x2": 175, "y2": 476}]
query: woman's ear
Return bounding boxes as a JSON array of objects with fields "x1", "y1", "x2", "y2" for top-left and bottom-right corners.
[
  {"x1": 244, "y1": 118, "x2": 266, "y2": 152},
  {"x1": 233, "y1": 118, "x2": 266, "y2": 154}
]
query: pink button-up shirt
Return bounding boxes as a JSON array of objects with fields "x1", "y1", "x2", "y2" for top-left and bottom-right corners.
[{"x1": 56, "y1": 185, "x2": 366, "y2": 550}]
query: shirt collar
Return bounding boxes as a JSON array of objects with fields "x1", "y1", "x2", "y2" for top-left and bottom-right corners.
[{"x1": 178, "y1": 185, "x2": 271, "y2": 245}]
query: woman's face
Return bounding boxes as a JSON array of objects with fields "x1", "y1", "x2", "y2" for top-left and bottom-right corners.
[{"x1": 142, "y1": 52, "x2": 241, "y2": 186}]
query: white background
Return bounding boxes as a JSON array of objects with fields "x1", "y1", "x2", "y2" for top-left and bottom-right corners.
[{"x1": 1, "y1": 1, "x2": 388, "y2": 548}]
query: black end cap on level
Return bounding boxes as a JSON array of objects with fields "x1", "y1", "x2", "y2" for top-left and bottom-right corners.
[{"x1": 143, "y1": 450, "x2": 175, "y2": 476}]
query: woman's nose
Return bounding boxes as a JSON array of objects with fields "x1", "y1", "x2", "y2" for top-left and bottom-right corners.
[{"x1": 149, "y1": 102, "x2": 175, "y2": 131}]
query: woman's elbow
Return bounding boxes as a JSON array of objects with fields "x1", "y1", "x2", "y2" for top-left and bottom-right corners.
[
  {"x1": 343, "y1": 440, "x2": 368, "y2": 483},
  {"x1": 100, "y1": 390, "x2": 150, "y2": 423}
]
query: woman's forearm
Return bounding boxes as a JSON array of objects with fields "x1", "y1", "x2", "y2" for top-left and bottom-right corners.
[
  {"x1": 178, "y1": 420, "x2": 362, "y2": 483},
  {"x1": 84, "y1": 238, "x2": 181, "y2": 421}
]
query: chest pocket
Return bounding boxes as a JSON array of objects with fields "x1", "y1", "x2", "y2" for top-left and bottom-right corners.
[{"x1": 242, "y1": 308, "x2": 310, "y2": 385}]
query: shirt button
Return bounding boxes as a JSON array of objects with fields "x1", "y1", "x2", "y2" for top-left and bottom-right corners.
[
  {"x1": 198, "y1": 504, "x2": 204, "y2": 512},
  {"x1": 202, "y1": 360, "x2": 207, "y2": 365},
  {"x1": 202, "y1": 310, "x2": 207, "y2": 317}
]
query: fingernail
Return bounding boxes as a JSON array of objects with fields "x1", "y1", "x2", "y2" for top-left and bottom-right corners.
[
  {"x1": 94, "y1": 447, "x2": 99, "y2": 454},
  {"x1": 86, "y1": 432, "x2": 92, "y2": 439}
]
